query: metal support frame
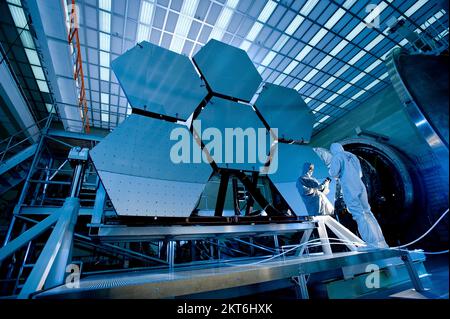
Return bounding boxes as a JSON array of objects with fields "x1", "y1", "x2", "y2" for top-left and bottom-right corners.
[
  {"x1": 214, "y1": 171, "x2": 229, "y2": 217},
  {"x1": 292, "y1": 274, "x2": 309, "y2": 299},
  {"x1": 235, "y1": 171, "x2": 284, "y2": 217},
  {"x1": 91, "y1": 182, "x2": 106, "y2": 225},
  {"x1": 18, "y1": 197, "x2": 80, "y2": 298},
  {"x1": 245, "y1": 172, "x2": 259, "y2": 215},
  {"x1": 401, "y1": 252, "x2": 425, "y2": 292}
]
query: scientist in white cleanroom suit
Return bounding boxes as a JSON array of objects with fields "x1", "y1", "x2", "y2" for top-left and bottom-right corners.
[
  {"x1": 329, "y1": 143, "x2": 389, "y2": 249},
  {"x1": 297, "y1": 163, "x2": 334, "y2": 216}
]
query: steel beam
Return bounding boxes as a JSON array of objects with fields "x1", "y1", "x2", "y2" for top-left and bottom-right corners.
[
  {"x1": 18, "y1": 197, "x2": 80, "y2": 298},
  {"x1": 0, "y1": 213, "x2": 60, "y2": 262}
]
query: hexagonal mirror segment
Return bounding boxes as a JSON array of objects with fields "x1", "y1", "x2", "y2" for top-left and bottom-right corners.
[
  {"x1": 194, "y1": 97, "x2": 272, "y2": 172},
  {"x1": 193, "y1": 39, "x2": 262, "y2": 102},
  {"x1": 111, "y1": 41, "x2": 208, "y2": 121},
  {"x1": 90, "y1": 114, "x2": 212, "y2": 217},
  {"x1": 254, "y1": 83, "x2": 314, "y2": 142}
]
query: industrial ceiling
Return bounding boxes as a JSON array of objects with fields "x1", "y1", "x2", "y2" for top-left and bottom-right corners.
[{"x1": 1, "y1": 0, "x2": 448, "y2": 135}]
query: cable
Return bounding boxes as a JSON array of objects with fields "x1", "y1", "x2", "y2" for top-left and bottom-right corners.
[
  {"x1": 224, "y1": 237, "x2": 365, "y2": 267},
  {"x1": 392, "y1": 208, "x2": 449, "y2": 249}
]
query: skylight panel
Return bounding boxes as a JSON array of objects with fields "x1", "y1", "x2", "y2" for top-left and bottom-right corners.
[
  {"x1": 308, "y1": 28, "x2": 327, "y2": 47},
  {"x1": 349, "y1": 72, "x2": 365, "y2": 84},
  {"x1": 283, "y1": 60, "x2": 299, "y2": 74},
  {"x1": 300, "y1": 0, "x2": 319, "y2": 16},
  {"x1": 315, "y1": 55, "x2": 333, "y2": 70},
  {"x1": 295, "y1": 45, "x2": 313, "y2": 61},
  {"x1": 20, "y1": 30, "x2": 35, "y2": 49},
  {"x1": 100, "y1": 67, "x2": 110, "y2": 81},
  {"x1": 342, "y1": 0, "x2": 357, "y2": 9},
  {"x1": 210, "y1": 6, "x2": 234, "y2": 40},
  {"x1": 99, "y1": 11, "x2": 111, "y2": 33},
  {"x1": 320, "y1": 76, "x2": 336, "y2": 88},
  {"x1": 334, "y1": 64, "x2": 350, "y2": 77},
  {"x1": 340, "y1": 99, "x2": 352, "y2": 108},
  {"x1": 24, "y1": 48, "x2": 40, "y2": 66},
  {"x1": 261, "y1": 51, "x2": 276, "y2": 66},
  {"x1": 170, "y1": 36, "x2": 185, "y2": 53},
  {"x1": 303, "y1": 69, "x2": 319, "y2": 82},
  {"x1": 404, "y1": 0, "x2": 429, "y2": 17},
  {"x1": 319, "y1": 115, "x2": 330, "y2": 123},
  {"x1": 365, "y1": 34, "x2": 384, "y2": 51},
  {"x1": 46, "y1": 103, "x2": 56, "y2": 114},
  {"x1": 347, "y1": 51, "x2": 366, "y2": 65},
  {"x1": 345, "y1": 23, "x2": 365, "y2": 41},
  {"x1": 285, "y1": 15, "x2": 304, "y2": 35},
  {"x1": 379, "y1": 72, "x2": 389, "y2": 80},
  {"x1": 31, "y1": 65, "x2": 45, "y2": 80},
  {"x1": 309, "y1": 88, "x2": 322, "y2": 99},
  {"x1": 37, "y1": 80, "x2": 49, "y2": 93},
  {"x1": 99, "y1": 51, "x2": 110, "y2": 67},
  {"x1": 364, "y1": 2, "x2": 388, "y2": 25},
  {"x1": 7, "y1": 0, "x2": 22, "y2": 5},
  {"x1": 336, "y1": 83, "x2": 352, "y2": 94},
  {"x1": 314, "y1": 103, "x2": 326, "y2": 112},
  {"x1": 101, "y1": 113, "x2": 109, "y2": 122},
  {"x1": 101, "y1": 93, "x2": 109, "y2": 104},
  {"x1": 329, "y1": 39, "x2": 349, "y2": 56},
  {"x1": 9, "y1": 4, "x2": 28, "y2": 29},
  {"x1": 294, "y1": 81, "x2": 306, "y2": 91},
  {"x1": 136, "y1": 24, "x2": 150, "y2": 42},
  {"x1": 324, "y1": 8, "x2": 346, "y2": 29},
  {"x1": 274, "y1": 74, "x2": 287, "y2": 85},
  {"x1": 99, "y1": 32, "x2": 110, "y2": 51},
  {"x1": 258, "y1": 0, "x2": 277, "y2": 23},
  {"x1": 139, "y1": 1, "x2": 154, "y2": 25},
  {"x1": 99, "y1": 0, "x2": 111, "y2": 11},
  {"x1": 352, "y1": 90, "x2": 365, "y2": 99},
  {"x1": 273, "y1": 35, "x2": 289, "y2": 52},
  {"x1": 365, "y1": 59, "x2": 382, "y2": 73},
  {"x1": 245, "y1": 22, "x2": 263, "y2": 42},
  {"x1": 365, "y1": 79, "x2": 381, "y2": 90},
  {"x1": 240, "y1": 40, "x2": 252, "y2": 51}
]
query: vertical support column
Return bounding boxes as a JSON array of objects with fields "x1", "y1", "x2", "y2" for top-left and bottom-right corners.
[
  {"x1": 245, "y1": 172, "x2": 258, "y2": 215},
  {"x1": 273, "y1": 235, "x2": 280, "y2": 255},
  {"x1": 231, "y1": 177, "x2": 241, "y2": 216},
  {"x1": 40, "y1": 157, "x2": 54, "y2": 205},
  {"x1": 167, "y1": 241, "x2": 175, "y2": 270},
  {"x1": 293, "y1": 274, "x2": 309, "y2": 299},
  {"x1": 215, "y1": 172, "x2": 229, "y2": 217}
]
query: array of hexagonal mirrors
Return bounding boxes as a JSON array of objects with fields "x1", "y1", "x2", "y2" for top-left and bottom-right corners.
[{"x1": 90, "y1": 39, "x2": 335, "y2": 218}]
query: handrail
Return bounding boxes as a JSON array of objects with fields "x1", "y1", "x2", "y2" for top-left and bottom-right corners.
[
  {"x1": 0, "y1": 115, "x2": 53, "y2": 165},
  {"x1": 0, "y1": 116, "x2": 49, "y2": 147}
]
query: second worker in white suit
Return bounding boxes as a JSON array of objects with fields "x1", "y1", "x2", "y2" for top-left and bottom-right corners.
[{"x1": 329, "y1": 143, "x2": 388, "y2": 249}]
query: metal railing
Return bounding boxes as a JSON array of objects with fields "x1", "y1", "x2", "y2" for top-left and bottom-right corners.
[{"x1": 0, "y1": 116, "x2": 50, "y2": 166}]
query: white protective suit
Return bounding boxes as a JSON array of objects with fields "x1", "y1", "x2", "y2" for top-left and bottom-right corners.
[
  {"x1": 329, "y1": 143, "x2": 388, "y2": 249},
  {"x1": 297, "y1": 163, "x2": 334, "y2": 216}
]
